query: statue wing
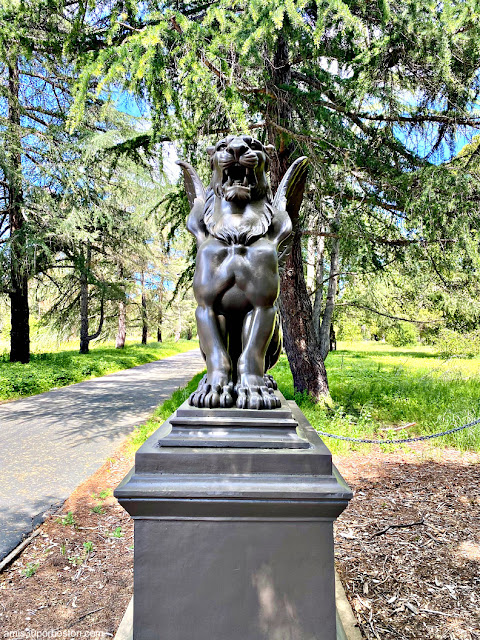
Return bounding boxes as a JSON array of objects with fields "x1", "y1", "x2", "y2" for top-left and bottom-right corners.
[
  {"x1": 176, "y1": 160, "x2": 206, "y2": 209},
  {"x1": 177, "y1": 160, "x2": 208, "y2": 246},
  {"x1": 273, "y1": 156, "x2": 309, "y2": 220},
  {"x1": 272, "y1": 156, "x2": 309, "y2": 273}
]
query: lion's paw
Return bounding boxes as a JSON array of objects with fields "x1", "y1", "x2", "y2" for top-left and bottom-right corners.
[
  {"x1": 219, "y1": 384, "x2": 235, "y2": 408},
  {"x1": 263, "y1": 374, "x2": 278, "y2": 390},
  {"x1": 189, "y1": 377, "x2": 235, "y2": 408},
  {"x1": 235, "y1": 385, "x2": 281, "y2": 410}
]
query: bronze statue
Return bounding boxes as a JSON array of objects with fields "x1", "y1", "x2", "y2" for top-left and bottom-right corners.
[{"x1": 178, "y1": 135, "x2": 308, "y2": 409}]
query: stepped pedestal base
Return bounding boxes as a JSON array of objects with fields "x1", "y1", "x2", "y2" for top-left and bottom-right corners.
[{"x1": 115, "y1": 394, "x2": 352, "y2": 640}]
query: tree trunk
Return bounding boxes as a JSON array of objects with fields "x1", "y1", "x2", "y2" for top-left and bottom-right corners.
[
  {"x1": 157, "y1": 305, "x2": 162, "y2": 342},
  {"x1": 319, "y1": 234, "x2": 340, "y2": 361},
  {"x1": 116, "y1": 299, "x2": 127, "y2": 348},
  {"x1": 141, "y1": 271, "x2": 147, "y2": 345},
  {"x1": 79, "y1": 244, "x2": 105, "y2": 354},
  {"x1": 267, "y1": 32, "x2": 330, "y2": 399},
  {"x1": 312, "y1": 228, "x2": 325, "y2": 341},
  {"x1": 306, "y1": 233, "x2": 316, "y2": 293},
  {"x1": 8, "y1": 58, "x2": 30, "y2": 364},
  {"x1": 79, "y1": 246, "x2": 90, "y2": 354},
  {"x1": 116, "y1": 264, "x2": 126, "y2": 349},
  {"x1": 278, "y1": 230, "x2": 330, "y2": 398}
]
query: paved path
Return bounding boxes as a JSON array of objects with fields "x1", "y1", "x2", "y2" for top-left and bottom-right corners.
[{"x1": 0, "y1": 349, "x2": 204, "y2": 560}]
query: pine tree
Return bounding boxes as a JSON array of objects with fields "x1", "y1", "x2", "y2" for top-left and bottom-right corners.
[
  {"x1": 0, "y1": 1, "x2": 165, "y2": 358},
  {"x1": 0, "y1": 0, "x2": 85, "y2": 361}
]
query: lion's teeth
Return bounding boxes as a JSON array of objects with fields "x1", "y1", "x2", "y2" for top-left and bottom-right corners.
[
  {"x1": 227, "y1": 176, "x2": 233, "y2": 186},
  {"x1": 243, "y1": 176, "x2": 248, "y2": 186}
]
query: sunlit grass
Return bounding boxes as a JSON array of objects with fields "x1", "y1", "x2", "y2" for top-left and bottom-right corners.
[
  {"x1": 0, "y1": 339, "x2": 199, "y2": 402},
  {"x1": 121, "y1": 341, "x2": 479, "y2": 455},
  {"x1": 270, "y1": 341, "x2": 480, "y2": 453}
]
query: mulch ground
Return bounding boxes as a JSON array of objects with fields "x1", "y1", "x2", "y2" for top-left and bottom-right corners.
[
  {"x1": 335, "y1": 447, "x2": 480, "y2": 640},
  {"x1": 0, "y1": 443, "x2": 135, "y2": 636},
  {"x1": 0, "y1": 442, "x2": 478, "y2": 639}
]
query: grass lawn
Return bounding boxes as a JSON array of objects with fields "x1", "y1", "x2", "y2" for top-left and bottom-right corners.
[
  {"x1": 0, "y1": 339, "x2": 199, "y2": 402},
  {"x1": 272, "y1": 341, "x2": 480, "y2": 452}
]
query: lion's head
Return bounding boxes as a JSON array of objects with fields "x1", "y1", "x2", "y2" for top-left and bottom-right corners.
[{"x1": 207, "y1": 135, "x2": 274, "y2": 203}]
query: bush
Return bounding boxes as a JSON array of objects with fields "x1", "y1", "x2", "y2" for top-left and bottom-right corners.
[
  {"x1": 435, "y1": 329, "x2": 480, "y2": 358},
  {"x1": 337, "y1": 318, "x2": 363, "y2": 341},
  {"x1": 419, "y1": 324, "x2": 441, "y2": 345},
  {"x1": 385, "y1": 322, "x2": 418, "y2": 347}
]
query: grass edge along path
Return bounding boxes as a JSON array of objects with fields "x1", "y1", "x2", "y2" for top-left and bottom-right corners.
[
  {"x1": 129, "y1": 371, "x2": 206, "y2": 449},
  {"x1": 0, "y1": 339, "x2": 199, "y2": 402}
]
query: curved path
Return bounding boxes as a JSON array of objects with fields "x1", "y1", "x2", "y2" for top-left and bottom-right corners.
[{"x1": 0, "y1": 349, "x2": 204, "y2": 560}]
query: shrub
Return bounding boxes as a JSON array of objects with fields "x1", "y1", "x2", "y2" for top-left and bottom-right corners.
[
  {"x1": 435, "y1": 329, "x2": 480, "y2": 358},
  {"x1": 385, "y1": 322, "x2": 418, "y2": 347}
]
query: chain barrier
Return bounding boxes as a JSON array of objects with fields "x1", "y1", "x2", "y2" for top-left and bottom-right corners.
[{"x1": 316, "y1": 417, "x2": 480, "y2": 445}]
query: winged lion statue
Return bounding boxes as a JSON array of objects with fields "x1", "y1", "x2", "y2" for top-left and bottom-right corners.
[{"x1": 178, "y1": 135, "x2": 308, "y2": 410}]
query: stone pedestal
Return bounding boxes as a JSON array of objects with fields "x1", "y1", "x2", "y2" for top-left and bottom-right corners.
[{"x1": 115, "y1": 394, "x2": 352, "y2": 640}]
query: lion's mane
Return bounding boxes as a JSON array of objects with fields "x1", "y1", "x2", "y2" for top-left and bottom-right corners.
[{"x1": 203, "y1": 188, "x2": 274, "y2": 246}]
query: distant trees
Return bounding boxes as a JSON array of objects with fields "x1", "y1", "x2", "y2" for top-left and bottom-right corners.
[
  {"x1": 35, "y1": 113, "x2": 170, "y2": 353},
  {"x1": 0, "y1": 1, "x2": 187, "y2": 358},
  {"x1": 0, "y1": 1, "x2": 71, "y2": 361}
]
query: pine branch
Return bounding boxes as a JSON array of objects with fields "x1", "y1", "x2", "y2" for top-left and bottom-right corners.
[
  {"x1": 291, "y1": 71, "x2": 480, "y2": 127},
  {"x1": 87, "y1": 295, "x2": 105, "y2": 340},
  {"x1": 342, "y1": 302, "x2": 440, "y2": 324}
]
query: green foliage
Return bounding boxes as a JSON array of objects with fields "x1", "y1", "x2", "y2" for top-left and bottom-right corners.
[
  {"x1": 66, "y1": 0, "x2": 480, "y2": 365},
  {"x1": 336, "y1": 317, "x2": 364, "y2": 341},
  {"x1": 90, "y1": 505, "x2": 104, "y2": 515},
  {"x1": 56, "y1": 511, "x2": 76, "y2": 527},
  {"x1": 110, "y1": 527, "x2": 123, "y2": 538},
  {"x1": 270, "y1": 342, "x2": 480, "y2": 452},
  {"x1": 65, "y1": 540, "x2": 94, "y2": 567},
  {"x1": 22, "y1": 562, "x2": 40, "y2": 578},
  {"x1": 68, "y1": 555, "x2": 83, "y2": 567},
  {"x1": 385, "y1": 322, "x2": 418, "y2": 347},
  {"x1": 83, "y1": 541, "x2": 94, "y2": 553},
  {"x1": 91, "y1": 488, "x2": 112, "y2": 501},
  {"x1": 0, "y1": 0, "x2": 179, "y2": 363},
  {"x1": 0, "y1": 340, "x2": 198, "y2": 401},
  {"x1": 435, "y1": 329, "x2": 480, "y2": 358}
]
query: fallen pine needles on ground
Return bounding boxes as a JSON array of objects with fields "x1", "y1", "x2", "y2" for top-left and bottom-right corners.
[{"x1": 334, "y1": 448, "x2": 480, "y2": 640}]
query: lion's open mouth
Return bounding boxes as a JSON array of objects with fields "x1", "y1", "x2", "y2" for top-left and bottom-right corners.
[{"x1": 222, "y1": 163, "x2": 257, "y2": 202}]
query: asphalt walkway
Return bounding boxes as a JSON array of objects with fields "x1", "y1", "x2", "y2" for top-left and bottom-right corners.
[{"x1": 0, "y1": 349, "x2": 204, "y2": 560}]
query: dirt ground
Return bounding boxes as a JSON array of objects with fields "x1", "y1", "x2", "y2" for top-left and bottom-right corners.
[
  {"x1": 0, "y1": 442, "x2": 479, "y2": 639},
  {"x1": 335, "y1": 447, "x2": 480, "y2": 640},
  {"x1": 0, "y1": 443, "x2": 135, "y2": 636}
]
